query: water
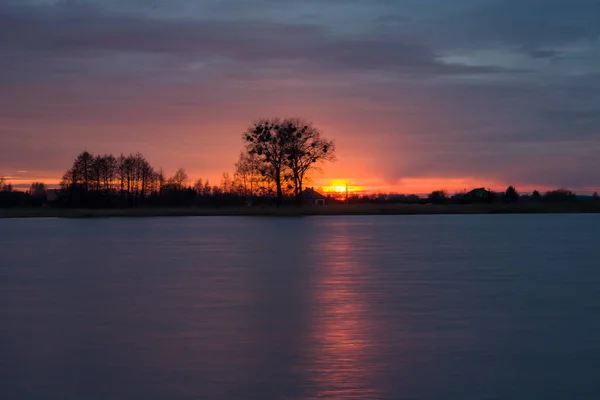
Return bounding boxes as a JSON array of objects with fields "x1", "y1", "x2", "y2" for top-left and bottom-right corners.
[{"x1": 1, "y1": 215, "x2": 599, "y2": 399}]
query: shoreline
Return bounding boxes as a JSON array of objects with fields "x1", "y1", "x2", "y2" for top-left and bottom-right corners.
[{"x1": 2, "y1": 203, "x2": 600, "y2": 218}]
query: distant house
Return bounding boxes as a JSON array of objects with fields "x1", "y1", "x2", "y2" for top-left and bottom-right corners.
[
  {"x1": 301, "y1": 187, "x2": 327, "y2": 206},
  {"x1": 465, "y1": 187, "x2": 494, "y2": 202}
]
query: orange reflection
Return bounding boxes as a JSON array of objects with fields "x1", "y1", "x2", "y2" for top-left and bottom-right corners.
[{"x1": 307, "y1": 223, "x2": 382, "y2": 399}]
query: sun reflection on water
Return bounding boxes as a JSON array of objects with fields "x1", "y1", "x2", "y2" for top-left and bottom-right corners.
[{"x1": 306, "y1": 225, "x2": 384, "y2": 399}]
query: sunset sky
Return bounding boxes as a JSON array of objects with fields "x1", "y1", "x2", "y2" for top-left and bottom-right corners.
[{"x1": 1, "y1": 0, "x2": 599, "y2": 193}]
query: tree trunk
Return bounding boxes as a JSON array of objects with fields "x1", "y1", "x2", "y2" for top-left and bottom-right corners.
[
  {"x1": 275, "y1": 169, "x2": 283, "y2": 207},
  {"x1": 295, "y1": 176, "x2": 302, "y2": 206}
]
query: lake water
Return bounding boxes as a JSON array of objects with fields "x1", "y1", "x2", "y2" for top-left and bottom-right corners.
[{"x1": 1, "y1": 215, "x2": 599, "y2": 399}]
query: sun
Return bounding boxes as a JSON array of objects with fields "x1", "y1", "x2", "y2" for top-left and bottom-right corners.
[{"x1": 321, "y1": 180, "x2": 364, "y2": 197}]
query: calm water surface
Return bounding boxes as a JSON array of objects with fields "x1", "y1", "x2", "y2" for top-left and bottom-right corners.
[{"x1": 1, "y1": 215, "x2": 599, "y2": 399}]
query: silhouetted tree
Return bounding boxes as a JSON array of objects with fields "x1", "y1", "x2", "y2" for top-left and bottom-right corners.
[
  {"x1": 242, "y1": 118, "x2": 335, "y2": 205},
  {"x1": 243, "y1": 118, "x2": 290, "y2": 205},
  {"x1": 60, "y1": 151, "x2": 93, "y2": 196},
  {"x1": 427, "y1": 190, "x2": 448, "y2": 204},
  {"x1": 113, "y1": 153, "x2": 153, "y2": 203},
  {"x1": 234, "y1": 151, "x2": 264, "y2": 196},
  {"x1": 280, "y1": 118, "x2": 335, "y2": 203},
  {"x1": 168, "y1": 168, "x2": 188, "y2": 191},
  {"x1": 116, "y1": 154, "x2": 130, "y2": 195},
  {"x1": 504, "y1": 185, "x2": 519, "y2": 203},
  {"x1": 593, "y1": 192, "x2": 599, "y2": 201},
  {"x1": 544, "y1": 188, "x2": 576, "y2": 202},
  {"x1": 29, "y1": 182, "x2": 47, "y2": 199},
  {"x1": 202, "y1": 180, "x2": 211, "y2": 196},
  {"x1": 156, "y1": 168, "x2": 166, "y2": 193},
  {"x1": 2, "y1": 182, "x2": 13, "y2": 193},
  {"x1": 57, "y1": 150, "x2": 163, "y2": 207},
  {"x1": 220, "y1": 172, "x2": 233, "y2": 194},
  {"x1": 531, "y1": 190, "x2": 542, "y2": 202},
  {"x1": 59, "y1": 151, "x2": 95, "y2": 205},
  {"x1": 193, "y1": 178, "x2": 204, "y2": 194},
  {"x1": 74, "y1": 151, "x2": 94, "y2": 194},
  {"x1": 95, "y1": 154, "x2": 118, "y2": 193},
  {"x1": 135, "y1": 153, "x2": 155, "y2": 200},
  {"x1": 90, "y1": 155, "x2": 103, "y2": 192},
  {"x1": 211, "y1": 185, "x2": 222, "y2": 197},
  {"x1": 0, "y1": 179, "x2": 28, "y2": 207}
]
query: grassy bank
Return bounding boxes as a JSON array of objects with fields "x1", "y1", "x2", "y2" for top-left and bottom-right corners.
[{"x1": 1, "y1": 202, "x2": 600, "y2": 219}]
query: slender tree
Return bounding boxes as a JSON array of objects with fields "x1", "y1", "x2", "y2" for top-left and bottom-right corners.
[
  {"x1": 234, "y1": 151, "x2": 263, "y2": 196},
  {"x1": 1, "y1": 177, "x2": 13, "y2": 193},
  {"x1": 220, "y1": 172, "x2": 233, "y2": 194},
  {"x1": 116, "y1": 154, "x2": 132, "y2": 196},
  {"x1": 169, "y1": 168, "x2": 188, "y2": 191},
  {"x1": 157, "y1": 168, "x2": 166, "y2": 193},
  {"x1": 29, "y1": 182, "x2": 47, "y2": 198},
  {"x1": 74, "y1": 151, "x2": 94, "y2": 194},
  {"x1": 92, "y1": 154, "x2": 118, "y2": 194},
  {"x1": 203, "y1": 180, "x2": 211, "y2": 196},
  {"x1": 193, "y1": 178, "x2": 205, "y2": 194}
]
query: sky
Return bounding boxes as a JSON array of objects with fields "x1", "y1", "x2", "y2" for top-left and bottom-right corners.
[{"x1": 1, "y1": 0, "x2": 599, "y2": 193}]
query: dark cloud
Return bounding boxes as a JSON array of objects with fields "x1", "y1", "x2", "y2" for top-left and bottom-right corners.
[
  {"x1": 0, "y1": 0, "x2": 518, "y2": 83},
  {"x1": 392, "y1": 0, "x2": 600, "y2": 54},
  {"x1": 466, "y1": 0, "x2": 600, "y2": 49}
]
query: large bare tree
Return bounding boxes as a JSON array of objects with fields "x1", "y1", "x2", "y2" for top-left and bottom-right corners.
[
  {"x1": 242, "y1": 118, "x2": 335, "y2": 205},
  {"x1": 280, "y1": 118, "x2": 335, "y2": 202}
]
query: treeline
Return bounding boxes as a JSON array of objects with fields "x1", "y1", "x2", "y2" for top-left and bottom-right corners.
[
  {"x1": 1, "y1": 115, "x2": 599, "y2": 209},
  {"x1": 0, "y1": 118, "x2": 337, "y2": 208},
  {"x1": 1, "y1": 173, "x2": 599, "y2": 208},
  {"x1": 48, "y1": 117, "x2": 335, "y2": 208},
  {"x1": 340, "y1": 186, "x2": 599, "y2": 205},
  {"x1": 0, "y1": 178, "x2": 48, "y2": 208},
  {"x1": 55, "y1": 151, "x2": 274, "y2": 208}
]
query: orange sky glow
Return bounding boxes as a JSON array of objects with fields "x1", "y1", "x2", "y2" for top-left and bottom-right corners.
[
  {"x1": 1, "y1": 168, "x2": 575, "y2": 196},
  {"x1": 2, "y1": 81, "x2": 598, "y2": 195},
  {"x1": 1, "y1": 1, "x2": 600, "y2": 195}
]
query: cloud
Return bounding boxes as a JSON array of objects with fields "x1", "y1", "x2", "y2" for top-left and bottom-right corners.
[
  {"x1": 0, "y1": 0, "x2": 599, "y2": 191},
  {"x1": 394, "y1": 0, "x2": 600, "y2": 52},
  {"x1": 0, "y1": 0, "x2": 519, "y2": 85}
]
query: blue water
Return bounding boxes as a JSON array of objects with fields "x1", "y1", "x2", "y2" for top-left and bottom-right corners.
[{"x1": 1, "y1": 215, "x2": 599, "y2": 399}]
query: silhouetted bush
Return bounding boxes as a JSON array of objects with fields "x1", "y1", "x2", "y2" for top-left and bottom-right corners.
[
  {"x1": 504, "y1": 186, "x2": 519, "y2": 203},
  {"x1": 543, "y1": 188, "x2": 576, "y2": 202},
  {"x1": 427, "y1": 190, "x2": 448, "y2": 204}
]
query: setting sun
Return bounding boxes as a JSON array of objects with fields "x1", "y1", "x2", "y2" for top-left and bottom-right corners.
[{"x1": 321, "y1": 180, "x2": 365, "y2": 197}]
